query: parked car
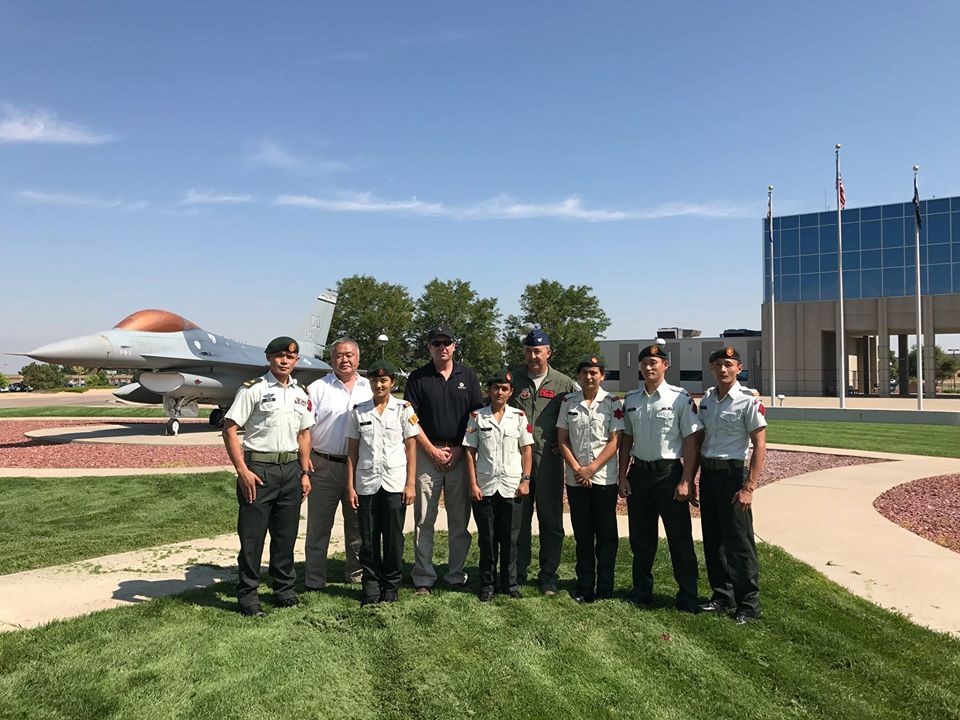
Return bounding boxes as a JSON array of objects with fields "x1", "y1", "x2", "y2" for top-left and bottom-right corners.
[{"x1": 8, "y1": 383, "x2": 34, "y2": 392}]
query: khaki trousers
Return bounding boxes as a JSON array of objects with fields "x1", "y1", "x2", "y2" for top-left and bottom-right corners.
[
  {"x1": 304, "y1": 453, "x2": 361, "y2": 588},
  {"x1": 412, "y1": 446, "x2": 472, "y2": 587}
]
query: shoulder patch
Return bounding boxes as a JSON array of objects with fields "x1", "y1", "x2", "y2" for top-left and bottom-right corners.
[
  {"x1": 243, "y1": 377, "x2": 263, "y2": 388},
  {"x1": 403, "y1": 401, "x2": 411, "y2": 407}
]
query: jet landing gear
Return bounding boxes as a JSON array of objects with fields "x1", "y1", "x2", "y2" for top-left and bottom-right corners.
[
  {"x1": 165, "y1": 418, "x2": 181, "y2": 436},
  {"x1": 209, "y1": 408, "x2": 226, "y2": 428}
]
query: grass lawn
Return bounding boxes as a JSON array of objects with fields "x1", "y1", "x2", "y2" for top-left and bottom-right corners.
[
  {"x1": 0, "y1": 473, "x2": 236, "y2": 574},
  {"x1": 0, "y1": 406, "x2": 211, "y2": 418},
  {"x1": 0, "y1": 538, "x2": 957, "y2": 720},
  {"x1": 766, "y1": 420, "x2": 960, "y2": 458}
]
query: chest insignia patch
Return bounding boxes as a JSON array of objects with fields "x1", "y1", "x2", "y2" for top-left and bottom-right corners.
[
  {"x1": 262, "y1": 393, "x2": 276, "y2": 402},
  {"x1": 519, "y1": 389, "x2": 531, "y2": 400},
  {"x1": 539, "y1": 389, "x2": 555, "y2": 399},
  {"x1": 458, "y1": 381, "x2": 465, "y2": 389}
]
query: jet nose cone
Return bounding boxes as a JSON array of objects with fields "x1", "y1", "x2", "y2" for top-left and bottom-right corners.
[{"x1": 27, "y1": 334, "x2": 111, "y2": 364}]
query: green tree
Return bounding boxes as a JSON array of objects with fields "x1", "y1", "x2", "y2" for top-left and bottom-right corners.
[
  {"x1": 504, "y1": 279, "x2": 611, "y2": 378},
  {"x1": 908, "y1": 345, "x2": 960, "y2": 381},
  {"x1": 20, "y1": 362, "x2": 66, "y2": 389},
  {"x1": 0, "y1": 374, "x2": 8, "y2": 390},
  {"x1": 86, "y1": 370, "x2": 109, "y2": 386},
  {"x1": 329, "y1": 275, "x2": 415, "y2": 369},
  {"x1": 411, "y1": 278, "x2": 503, "y2": 379}
]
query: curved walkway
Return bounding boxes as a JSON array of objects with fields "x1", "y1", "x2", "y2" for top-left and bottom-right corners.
[
  {"x1": 2, "y1": 446, "x2": 959, "y2": 634},
  {"x1": 756, "y1": 444, "x2": 960, "y2": 635}
]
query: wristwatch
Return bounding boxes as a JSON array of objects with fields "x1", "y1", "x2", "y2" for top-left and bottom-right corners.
[
  {"x1": 520, "y1": 474, "x2": 531, "y2": 481},
  {"x1": 301, "y1": 470, "x2": 311, "y2": 476}
]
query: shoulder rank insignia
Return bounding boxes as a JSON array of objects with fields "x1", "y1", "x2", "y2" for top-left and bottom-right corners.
[{"x1": 243, "y1": 377, "x2": 263, "y2": 388}]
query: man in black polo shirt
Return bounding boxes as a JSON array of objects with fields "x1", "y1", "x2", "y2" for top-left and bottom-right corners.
[{"x1": 404, "y1": 324, "x2": 483, "y2": 593}]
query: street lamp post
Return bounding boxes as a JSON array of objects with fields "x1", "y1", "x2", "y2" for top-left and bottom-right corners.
[{"x1": 377, "y1": 333, "x2": 388, "y2": 359}]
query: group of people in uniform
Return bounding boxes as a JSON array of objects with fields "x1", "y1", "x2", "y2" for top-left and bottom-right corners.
[{"x1": 222, "y1": 325, "x2": 767, "y2": 625}]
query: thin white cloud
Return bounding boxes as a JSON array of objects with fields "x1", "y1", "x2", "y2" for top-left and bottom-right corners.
[
  {"x1": 0, "y1": 105, "x2": 112, "y2": 144},
  {"x1": 180, "y1": 189, "x2": 253, "y2": 205},
  {"x1": 274, "y1": 191, "x2": 755, "y2": 222},
  {"x1": 18, "y1": 189, "x2": 146, "y2": 210},
  {"x1": 251, "y1": 139, "x2": 349, "y2": 175}
]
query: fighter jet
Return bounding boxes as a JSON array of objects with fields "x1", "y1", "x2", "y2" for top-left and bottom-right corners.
[{"x1": 20, "y1": 290, "x2": 338, "y2": 435}]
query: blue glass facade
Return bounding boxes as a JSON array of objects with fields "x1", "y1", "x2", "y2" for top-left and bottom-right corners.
[{"x1": 764, "y1": 196, "x2": 960, "y2": 303}]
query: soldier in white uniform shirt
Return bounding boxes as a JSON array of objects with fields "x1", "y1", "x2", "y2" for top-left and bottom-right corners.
[
  {"x1": 222, "y1": 336, "x2": 314, "y2": 617},
  {"x1": 345, "y1": 360, "x2": 420, "y2": 606},
  {"x1": 556, "y1": 355, "x2": 624, "y2": 603},
  {"x1": 696, "y1": 346, "x2": 767, "y2": 624},
  {"x1": 463, "y1": 369, "x2": 534, "y2": 601},
  {"x1": 304, "y1": 338, "x2": 372, "y2": 591},
  {"x1": 617, "y1": 343, "x2": 702, "y2": 613}
]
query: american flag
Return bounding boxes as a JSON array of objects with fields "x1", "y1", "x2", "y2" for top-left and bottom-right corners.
[{"x1": 837, "y1": 173, "x2": 846, "y2": 210}]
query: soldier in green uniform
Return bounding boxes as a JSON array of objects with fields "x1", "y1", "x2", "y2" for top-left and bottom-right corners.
[
  {"x1": 222, "y1": 336, "x2": 314, "y2": 617},
  {"x1": 509, "y1": 328, "x2": 579, "y2": 594}
]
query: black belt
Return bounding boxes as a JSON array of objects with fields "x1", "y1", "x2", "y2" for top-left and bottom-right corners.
[
  {"x1": 245, "y1": 451, "x2": 299, "y2": 464},
  {"x1": 630, "y1": 458, "x2": 679, "y2": 472},
  {"x1": 312, "y1": 450, "x2": 347, "y2": 464},
  {"x1": 432, "y1": 441, "x2": 459, "y2": 448},
  {"x1": 699, "y1": 457, "x2": 745, "y2": 472}
]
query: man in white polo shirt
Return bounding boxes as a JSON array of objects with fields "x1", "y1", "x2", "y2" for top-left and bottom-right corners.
[{"x1": 304, "y1": 337, "x2": 372, "y2": 591}]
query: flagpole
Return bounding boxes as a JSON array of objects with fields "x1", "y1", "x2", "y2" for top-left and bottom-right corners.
[
  {"x1": 768, "y1": 185, "x2": 777, "y2": 405},
  {"x1": 914, "y1": 165, "x2": 924, "y2": 410},
  {"x1": 835, "y1": 144, "x2": 846, "y2": 408}
]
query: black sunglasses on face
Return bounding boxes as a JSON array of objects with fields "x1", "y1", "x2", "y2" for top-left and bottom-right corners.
[{"x1": 430, "y1": 339, "x2": 454, "y2": 348}]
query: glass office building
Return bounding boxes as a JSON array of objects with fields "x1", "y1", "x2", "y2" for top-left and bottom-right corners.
[
  {"x1": 765, "y1": 196, "x2": 960, "y2": 303},
  {"x1": 761, "y1": 195, "x2": 960, "y2": 397}
]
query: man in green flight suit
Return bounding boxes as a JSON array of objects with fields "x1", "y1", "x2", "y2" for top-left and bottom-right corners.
[{"x1": 510, "y1": 327, "x2": 579, "y2": 594}]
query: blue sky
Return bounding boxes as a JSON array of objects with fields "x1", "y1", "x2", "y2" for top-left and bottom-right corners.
[{"x1": 3, "y1": 2, "x2": 959, "y2": 373}]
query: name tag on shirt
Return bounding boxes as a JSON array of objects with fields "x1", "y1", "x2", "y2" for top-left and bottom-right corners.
[{"x1": 539, "y1": 389, "x2": 555, "y2": 398}]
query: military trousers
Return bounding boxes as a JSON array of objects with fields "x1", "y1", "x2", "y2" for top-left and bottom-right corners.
[
  {"x1": 699, "y1": 463, "x2": 761, "y2": 616},
  {"x1": 236, "y1": 459, "x2": 302, "y2": 609},
  {"x1": 626, "y1": 459, "x2": 699, "y2": 608},
  {"x1": 567, "y1": 483, "x2": 619, "y2": 597},
  {"x1": 517, "y1": 452, "x2": 565, "y2": 590},
  {"x1": 472, "y1": 491, "x2": 523, "y2": 593},
  {"x1": 305, "y1": 452, "x2": 362, "y2": 589},
  {"x1": 412, "y1": 446, "x2": 472, "y2": 587},
  {"x1": 356, "y1": 488, "x2": 406, "y2": 601}
]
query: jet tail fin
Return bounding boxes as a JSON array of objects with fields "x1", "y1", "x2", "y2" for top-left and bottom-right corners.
[{"x1": 300, "y1": 290, "x2": 338, "y2": 360}]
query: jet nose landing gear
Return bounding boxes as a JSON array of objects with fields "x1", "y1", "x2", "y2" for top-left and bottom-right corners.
[{"x1": 165, "y1": 418, "x2": 181, "y2": 436}]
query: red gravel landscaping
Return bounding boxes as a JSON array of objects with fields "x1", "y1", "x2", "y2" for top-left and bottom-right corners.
[
  {"x1": 874, "y1": 475, "x2": 960, "y2": 554},
  {"x1": 0, "y1": 420, "x2": 229, "y2": 469}
]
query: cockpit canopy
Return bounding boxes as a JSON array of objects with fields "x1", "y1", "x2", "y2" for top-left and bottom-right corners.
[{"x1": 114, "y1": 309, "x2": 200, "y2": 332}]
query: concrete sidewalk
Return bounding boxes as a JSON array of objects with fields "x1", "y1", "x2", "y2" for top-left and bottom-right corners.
[
  {"x1": 754, "y1": 447, "x2": 960, "y2": 635},
  {"x1": 3, "y1": 448, "x2": 959, "y2": 634}
]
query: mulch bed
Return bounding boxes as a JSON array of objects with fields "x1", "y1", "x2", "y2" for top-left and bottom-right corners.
[
  {"x1": 874, "y1": 475, "x2": 960, "y2": 554},
  {"x1": 0, "y1": 419, "x2": 229, "y2": 469}
]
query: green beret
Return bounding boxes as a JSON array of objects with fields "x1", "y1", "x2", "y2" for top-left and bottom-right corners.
[
  {"x1": 487, "y1": 368, "x2": 514, "y2": 387},
  {"x1": 638, "y1": 344, "x2": 667, "y2": 361},
  {"x1": 576, "y1": 354, "x2": 605, "y2": 372},
  {"x1": 367, "y1": 360, "x2": 398, "y2": 379},
  {"x1": 265, "y1": 336, "x2": 299, "y2": 355},
  {"x1": 708, "y1": 346, "x2": 741, "y2": 363}
]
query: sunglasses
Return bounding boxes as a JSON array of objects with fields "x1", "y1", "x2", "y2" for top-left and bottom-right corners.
[{"x1": 430, "y1": 339, "x2": 454, "y2": 348}]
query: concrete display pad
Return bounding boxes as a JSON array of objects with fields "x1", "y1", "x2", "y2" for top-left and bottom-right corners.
[{"x1": 24, "y1": 423, "x2": 224, "y2": 446}]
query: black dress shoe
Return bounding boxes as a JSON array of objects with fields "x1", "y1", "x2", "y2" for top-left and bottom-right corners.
[
  {"x1": 676, "y1": 602, "x2": 701, "y2": 615},
  {"x1": 303, "y1": 585, "x2": 325, "y2": 593},
  {"x1": 478, "y1": 590, "x2": 495, "y2": 602},
  {"x1": 734, "y1": 612, "x2": 760, "y2": 625},
  {"x1": 381, "y1": 589, "x2": 399, "y2": 603},
  {"x1": 594, "y1": 591, "x2": 613, "y2": 601},
  {"x1": 508, "y1": 590, "x2": 522, "y2": 599},
  {"x1": 274, "y1": 595, "x2": 299, "y2": 608},
  {"x1": 628, "y1": 592, "x2": 654, "y2": 608},
  {"x1": 573, "y1": 591, "x2": 594, "y2": 604},
  {"x1": 360, "y1": 596, "x2": 381, "y2": 607},
  {"x1": 698, "y1": 599, "x2": 733, "y2": 613},
  {"x1": 240, "y1": 605, "x2": 265, "y2": 618}
]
